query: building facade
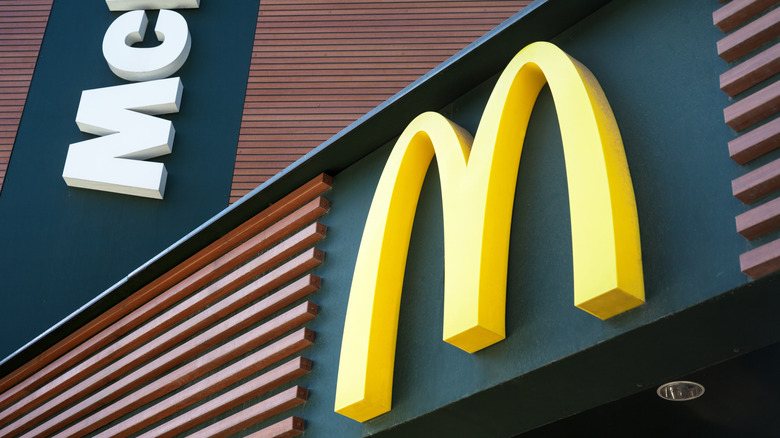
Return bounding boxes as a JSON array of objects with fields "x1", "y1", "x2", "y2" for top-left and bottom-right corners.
[{"x1": 0, "y1": 0, "x2": 778, "y2": 436}]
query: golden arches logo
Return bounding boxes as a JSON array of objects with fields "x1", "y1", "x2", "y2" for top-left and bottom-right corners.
[{"x1": 335, "y1": 42, "x2": 644, "y2": 422}]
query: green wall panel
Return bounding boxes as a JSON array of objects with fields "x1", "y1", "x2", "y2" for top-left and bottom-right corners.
[
  {"x1": 237, "y1": 0, "x2": 752, "y2": 436},
  {"x1": 0, "y1": 1, "x2": 260, "y2": 360}
]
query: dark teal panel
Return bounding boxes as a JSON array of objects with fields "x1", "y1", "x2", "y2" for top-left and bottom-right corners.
[
  {"x1": 243, "y1": 0, "x2": 756, "y2": 436},
  {"x1": 0, "y1": 0, "x2": 259, "y2": 360}
]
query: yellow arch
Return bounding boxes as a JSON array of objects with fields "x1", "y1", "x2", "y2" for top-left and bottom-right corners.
[{"x1": 335, "y1": 41, "x2": 644, "y2": 422}]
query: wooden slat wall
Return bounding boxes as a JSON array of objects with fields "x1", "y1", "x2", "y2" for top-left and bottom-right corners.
[
  {"x1": 0, "y1": 0, "x2": 53, "y2": 195},
  {"x1": 229, "y1": 0, "x2": 531, "y2": 203},
  {"x1": 0, "y1": 174, "x2": 332, "y2": 437},
  {"x1": 714, "y1": 0, "x2": 780, "y2": 279}
]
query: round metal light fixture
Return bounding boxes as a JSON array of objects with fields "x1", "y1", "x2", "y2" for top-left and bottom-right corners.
[{"x1": 656, "y1": 381, "x2": 705, "y2": 401}]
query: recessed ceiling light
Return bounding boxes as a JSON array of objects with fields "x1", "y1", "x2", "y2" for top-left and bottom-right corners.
[{"x1": 656, "y1": 381, "x2": 705, "y2": 401}]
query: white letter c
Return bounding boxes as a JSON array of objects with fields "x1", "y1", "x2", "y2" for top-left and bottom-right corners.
[{"x1": 102, "y1": 9, "x2": 191, "y2": 82}]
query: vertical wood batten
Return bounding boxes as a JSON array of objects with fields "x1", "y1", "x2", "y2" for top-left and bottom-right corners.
[
  {"x1": 229, "y1": 1, "x2": 530, "y2": 202},
  {"x1": 0, "y1": 0, "x2": 52, "y2": 196}
]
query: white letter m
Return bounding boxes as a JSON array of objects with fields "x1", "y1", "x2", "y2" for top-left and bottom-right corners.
[{"x1": 62, "y1": 77, "x2": 183, "y2": 199}]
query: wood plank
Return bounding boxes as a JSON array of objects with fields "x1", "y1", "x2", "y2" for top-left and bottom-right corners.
[
  {"x1": 72, "y1": 353, "x2": 311, "y2": 438},
  {"x1": 184, "y1": 386, "x2": 309, "y2": 438},
  {"x1": 241, "y1": 111, "x2": 368, "y2": 120},
  {"x1": 729, "y1": 116, "x2": 780, "y2": 164},
  {"x1": 110, "y1": 357, "x2": 311, "y2": 438},
  {"x1": 713, "y1": 0, "x2": 778, "y2": 32},
  {"x1": 259, "y1": 5, "x2": 523, "y2": 16},
  {"x1": 261, "y1": 0, "x2": 522, "y2": 4},
  {"x1": 251, "y1": 41, "x2": 475, "y2": 51},
  {"x1": 723, "y1": 79, "x2": 780, "y2": 131},
  {"x1": 254, "y1": 30, "x2": 487, "y2": 39},
  {"x1": 260, "y1": 0, "x2": 527, "y2": 9},
  {"x1": 252, "y1": 52, "x2": 456, "y2": 61},
  {"x1": 10, "y1": 305, "x2": 318, "y2": 438},
  {"x1": 231, "y1": 0, "x2": 523, "y2": 198},
  {"x1": 0, "y1": 249, "x2": 322, "y2": 431},
  {"x1": 740, "y1": 236, "x2": 780, "y2": 278},
  {"x1": 0, "y1": 175, "x2": 329, "y2": 398},
  {"x1": 240, "y1": 120, "x2": 354, "y2": 129},
  {"x1": 241, "y1": 105, "x2": 376, "y2": 114},
  {"x1": 234, "y1": 148, "x2": 316, "y2": 155},
  {"x1": 732, "y1": 156, "x2": 780, "y2": 203},
  {"x1": 717, "y1": 7, "x2": 780, "y2": 62},
  {"x1": 242, "y1": 85, "x2": 405, "y2": 93},
  {"x1": 736, "y1": 195, "x2": 780, "y2": 239},
  {"x1": 246, "y1": 417, "x2": 305, "y2": 438},
  {"x1": 720, "y1": 42, "x2": 780, "y2": 97},
  {"x1": 242, "y1": 94, "x2": 385, "y2": 103},
  {"x1": 0, "y1": 201, "x2": 327, "y2": 415},
  {"x1": 0, "y1": 1, "x2": 50, "y2": 204},
  {"x1": 254, "y1": 19, "x2": 503, "y2": 28},
  {"x1": 247, "y1": 69, "x2": 430, "y2": 78},
  {"x1": 0, "y1": 255, "x2": 320, "y2": 431}
]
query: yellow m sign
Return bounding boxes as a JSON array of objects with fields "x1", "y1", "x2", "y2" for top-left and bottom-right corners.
[{"x1": 335, "y1": 42, "x2": 644, "y2": 422}]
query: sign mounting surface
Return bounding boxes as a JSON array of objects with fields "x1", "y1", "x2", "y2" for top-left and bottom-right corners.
[{"x1": 335, "y1": 41, "x2": 645, "y2": 422}]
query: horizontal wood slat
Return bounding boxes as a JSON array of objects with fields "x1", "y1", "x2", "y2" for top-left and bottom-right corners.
[
  {"x1": 247, "y1": 417, "x2": 305, "y2": 438},
  {"x1": 717, "y1": 6, "x2": 780, "y2": 62},
  {"x1": 736, "y1": 195, "x2": 780, "y2": 239},
  {"x1": 3, "y1": 249, "x2": 322, "y2": 434},
  {"x1": 716, "y1": 0, "x2": 780, "y2": 280},
  {"x1": 229, "y1": 1, "x2": 530, "y2": 202},
  {"x1": 713, "y1": 0, "x2": 778, "y2": 32},
  {"x1": 12, "y1": 304, "x2": 318, "y2": 437},
  {"x1": 0, "y1": 0, "x2": 52, "y2": 195},
  {"x1": 740, "y1": 236, "x2": 780, "y2": 278},
  {"x1": 0, "y1": 200, "x2": 328, "y2": 417},
  {"x1": 0, "y1": 174, "x2": 330, "y2": 402},
  {"x1": 263, "y1": 0, "x2": 531, "y2": 5},
  {"x1": 260, "y1": 6, "x2": 522, "y2": 16},
  {"x1": 15, "y1": 272, "x2": 318, "y2": 435},
  {"x1": 729, "y1": 116, "x2": 780, "y2": 164},
  {"x1": 190, "y1": 386, "x2": 309, "y2": 438},
  {"x1": 720, "y1": 41, "x2": 780, "y2": 97},
  {"x1": 732, "y1": 157, "x2": 780, "y2": 203},
  {"x1": 59, "y1": 344, "x2": 314, "y2": 437},
  {"x1": 134, "y1": 331, "x2": 311, "y2": 437},
  {"x1": 723, "y1": 79, "x2": 780, "y2": 131},
  {"x1": 0, "y1": 175, "x2": 330, "y2": 438},
  {"x1": 123, "y1": 357, "x2": 311, "y2": 438}
]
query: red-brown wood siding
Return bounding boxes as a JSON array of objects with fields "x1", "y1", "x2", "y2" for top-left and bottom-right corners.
[
  {"x1": 714, "y1": 0, "x2": 780, "y2": 279},
  {"x1": 0, "y1": 174, "x2": 332, "y2": 437},
  {"x1": 0, "y1": 0, "x2": 53, "y2": 195},
  {"x1": 229, "y1": 0, "x2": 531, "y2": 203}
]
